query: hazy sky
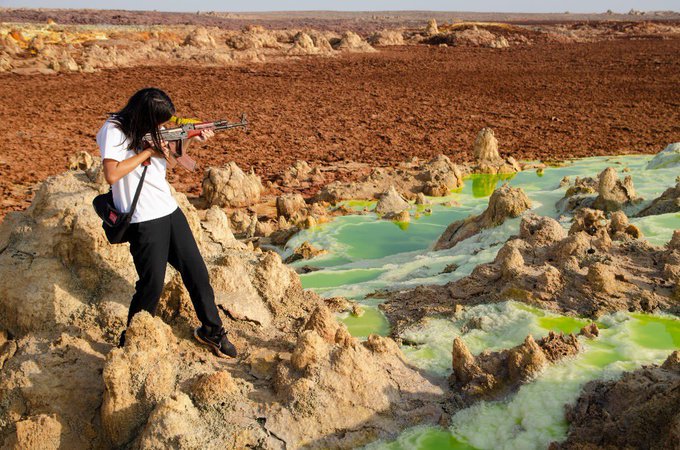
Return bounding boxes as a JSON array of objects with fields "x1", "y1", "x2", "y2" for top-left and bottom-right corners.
[{"x1": 1, "y1": 1, "x2": 678, "y2": 13}]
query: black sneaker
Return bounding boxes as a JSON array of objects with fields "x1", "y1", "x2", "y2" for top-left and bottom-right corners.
[{"x1": 194, "y1": 326, "x2": 238, "y2": 358}]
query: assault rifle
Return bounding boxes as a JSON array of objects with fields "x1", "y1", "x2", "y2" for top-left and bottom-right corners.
[{"x1": 143, "y1": 114, "x2": 247, "y2": 171}]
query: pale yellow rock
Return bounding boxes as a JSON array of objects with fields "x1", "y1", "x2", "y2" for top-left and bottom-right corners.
[
  {"x1": 136, "y1": 393, "x2": 210, "y2": 449},
  {"x1": 375, "y1": 186, "x2": 410, "y2": 216},
  {"x1": 291, "y1": 330, "x2": 329, "y2": 371},
  {"x1": 183, "y1": 27, "x2": 216, "y2": 48},
  {"x1": 425, "y1": 19, "x2": 439, "y2": 35},
  {"x1": 334, "y1": 31, "x2": 376, "y2": 52},
  {"x1": 10, "y1": 414, "x2": 63, "y2": 450},
  {"x1": 202, "y1": 162, "x2": 263, "y2": 207},
  {"x1": 191, "y1": 371, "x2": 238, "y2": 405},
  {"x1": 276, "y1": 193, "x2": 307, "y2": 219},
  {"x1": 435, "y1": 184, "x2": 531, "y2": 250},
  {"x1": 101, "y1": 312, "x2": 178, "y2": 446}
]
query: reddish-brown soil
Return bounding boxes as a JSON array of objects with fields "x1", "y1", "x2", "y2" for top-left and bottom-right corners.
[{"x1": 1, "y1": 39, "x2": 679, "y2": 220}]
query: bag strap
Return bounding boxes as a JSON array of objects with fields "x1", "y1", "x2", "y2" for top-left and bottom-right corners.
[{"x1": 129, "y1": 165, "x2": 148, "y2": 216}]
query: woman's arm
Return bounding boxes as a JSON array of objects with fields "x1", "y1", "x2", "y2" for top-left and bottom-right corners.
[{"x1": 102, "y1": 149, "x2": 155, "y2": 185}]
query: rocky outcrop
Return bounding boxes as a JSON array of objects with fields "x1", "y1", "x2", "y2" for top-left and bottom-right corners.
[
  {"x1": 451, "y1": 328, "x2": 592, "y2": 400},
  {"x1": 383, "y1": 212, "x2": 679, "y2": 335},
  {"x1": 456, "y1": 27, "x2": 509, "y2": 48},
  {"x1": 3, "y1": 22, "x2": 390, "y2": 75},
  {"x1": 554, "y1": 351, "x2": 680, "y2": 450},
  {"x1": 636, "y1": 182, "x2": 680, "y2": 217},
  {"x1": 368, "y1": 30, "x2": 405, "y2": 46},
  {"x1": 278, "y1": 160, "x2": 314, "y2": 187},
  {"x1": 0, "y1": 166, "x2": 451, "y2": 448},
  {"x1": 518, "y1": 213, "x2": 567, "y2": 246},
  {"x1": 0, "y1": 333, "x2": 107, "y2": 448},
  {"x1": 226, "y1": 25, "x2": 281, "y2": 50},
  {"x1": 472, "y1": 128, "x2": 521, "y2": 174},
  {"x1": 607, "y1": 210, "x2": 643, "y2": 239},
  {"x1": 646, "y1": 142, "x2": 680, "y2": 169},
  {"x1": 2, "y1": 414, "x2": 63, "y2": 450},
  {"x1": 435, "y1": 184, "x2": 531, "y2": 250},
  {"x1": 288, "y1": 31, "x2": 334, "y2": 55},
  {"x1": 557, "y1": 167, "x2": 643, "y2": 213},
  {"x1": 202, "y1": 162, "x2": 264, "y2": 208},
  {"x1": 284, "y1": 241, "x2": 327, "y2": 263},
  {"x1": 419, "y1": 154, "x2": 465, "y2": 196},
  {"x1": 101, "y1": 313, "x2": 178, "y2": 446},
  {"x1": 199, "y1": 205, "x2": 239, "y2": 249},
  {"x1": 276, "y1": 193, "x2": 307, "y2": 219},
  {"x1": 135, "y1": 393, "x2": 212, "y2": 449},
  {"x1": 424, "y1": 26, "x2": 511, "y2": 48},
  {"x1": 314, "y1": 154, "x2": 463, "y2": 203},
  {"x1": 424, "y1": 19, "x2": 439, "y2": 36},
  {"x1": 67, "y1": 150, "x2": 95, "y2": 171},
  {"x1": 264, "y1": 194, "x2": 333, "y2": 239},
  {"x1": 474, "y1": 127, "x2": 501, "y2": 163},
  {"x1": 0, "y1": 52, "x2": 12, "y2": 72},
  {"x1": 592, "y1": 167, "x2": 642, "y2": 212},
  {"x1": 290, "y1": 31, "x2": 314, "y2": 50},
  {"x1": 267, "y1": 306, "x2": 444, "y2": 448},
  {"x1": 306, "y1": 31, "x2": 334, "y2": 53},
  {"x1": 375, "y1": 186, "x2": 411, "y2": 218},
  {"x1": 333, "y1": 31, "x2": 375, "y2": 52},
  {"x1": 0, "y1": 170, "x2": 135, "y2": 337},
  {"x1": 0, "y1": 167, "x2": 310, "y2": 443},
  {"x1": 415, "y1": 192, "x2": 430, "y2": 205},
  {"x1": 183, "y1": 27, "x2": 217, "y2": 48},
  {"x1": 556, "y1": 176, "x2": 598, "y2": 212}
]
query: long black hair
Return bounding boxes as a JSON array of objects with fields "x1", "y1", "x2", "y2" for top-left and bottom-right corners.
[{"x1": 110, "y1": 88, "x2": 175, "y2": 152}]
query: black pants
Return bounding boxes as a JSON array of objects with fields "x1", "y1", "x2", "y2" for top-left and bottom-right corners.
[{"x1": 126, "y1": 208, "x2": 222, "y2": 330}]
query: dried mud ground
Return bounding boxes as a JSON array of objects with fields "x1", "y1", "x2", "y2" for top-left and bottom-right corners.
[{"x1": 1, "y1": 38, "x2": 679, "y2": 219}]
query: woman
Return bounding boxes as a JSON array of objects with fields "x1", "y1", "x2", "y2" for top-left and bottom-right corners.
[{"x1": 97, "y1": 87, "x2": 237, "y2": 358}]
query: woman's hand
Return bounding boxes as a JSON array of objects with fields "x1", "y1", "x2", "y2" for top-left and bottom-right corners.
[
  {"x1": 102, "y1": 148, "x2": 155, "y2": 185},
  {"x1": 141, "y1": 140, "x2": 169, "y2": 158},
  {"x1": 156, "y1": 140, "x2": 172, "y2": 158},
  {"x1": 195, "y1": 129, "x2": 214, "y2": 142}
]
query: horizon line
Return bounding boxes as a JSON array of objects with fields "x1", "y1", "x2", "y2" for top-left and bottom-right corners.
[{"x1": 1, "y1": 6, "x2": 678, "y2": 14}]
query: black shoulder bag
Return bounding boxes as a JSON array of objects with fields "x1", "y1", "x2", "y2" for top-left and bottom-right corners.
[{"x1": 92, "y1": 165, "x2": 148, "y2": 244}]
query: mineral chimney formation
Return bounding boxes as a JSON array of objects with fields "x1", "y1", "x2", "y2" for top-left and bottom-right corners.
[
  {"x1": 425, "y1": 19, "x2": 439, "y2": 35},
  {"x1": 375, "y1": 186, "x2": 411, "y2": 219},
  {"x1": 473, "y1": 128, "x2": 521, "y2": 174},
  {"x1": 592, "y1": 167, "x2": 642, "y2": 212},
  {"x1": 450, "y1": 329, "x2": 588, "y2": 399},
  {"x1": 435, "y1": 184, "x2": 531, "y2": 250},
  {"x1": 474, "y1": 128, "x2": 502, "y2": 163}
]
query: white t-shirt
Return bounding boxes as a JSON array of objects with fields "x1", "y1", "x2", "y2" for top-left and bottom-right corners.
[{"x1": 96, "y1": 120, "x2": 178, "y2": 224}]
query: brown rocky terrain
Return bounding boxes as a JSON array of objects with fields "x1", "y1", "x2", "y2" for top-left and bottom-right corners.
[
  {"x1": 0, "y1": 16, "x2": 679, "y2": 220},
  {"x1": 637, "y1": 182, "x2": 680, "y2": 217},
  {"x1": 552, "y1": 351, "x2": 680, "y2": 450},
  {"x1": 450, "y1": 326, "x2": 597, "y2": 403}
]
